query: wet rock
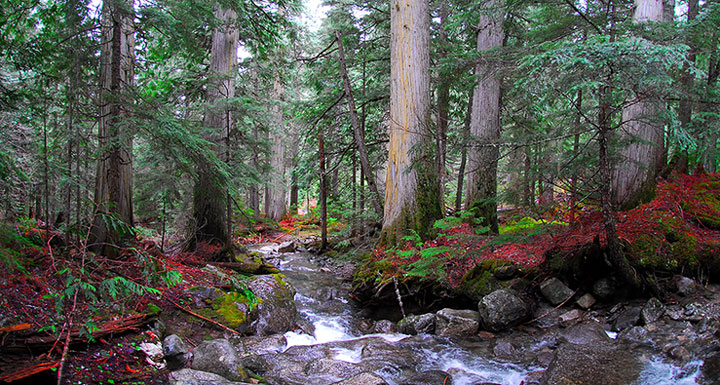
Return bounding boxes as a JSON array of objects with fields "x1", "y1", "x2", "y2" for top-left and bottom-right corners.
[
  {"x1": 532, "y1": 303, "x2": 564, "y2": 329},
  {"x1": 304, "y1": 358, "x2": 361, "y2": 380},
  {"x1": 246, "y1": 275, "x2": 296, "y2": 335},
  {"x1": 592, "y1": 278, "x2": 615, "y2": 300},
  {"x1": 168, "y1": 368, "x2": 250, "y2": 385},
  {"x1": 239, "y1": 334, "x2": 287, "y2": 355},
  {"x1": 373, "y1": 320, "x2": 397, "y2": 334},
  {"x1": 332, "y1": 372, "x2": 388, "y2": 385},
  {"x1": 478, "y1": 289, "x2": 530, "y2": 331},
  {"x1": 278, "y1": 241, "x2": 296, "y2": 253},
  {"x1": 240, "y1": 354, "x2": 270, "y2": 376},
  {"x1": 676, "y1": 276, "x2": 697, "y2": 296},
  {"x1": 618, "y1": 326, "x2": 650, "y2": 344},
  {"x1": 640, "y1": 297, "x2": 665, "y2": 325},
  {"x1": 493, "y1": 265, "x2": 517, "y2": 280},
  {"x1": 701, "y1": 351, "x2": 720, "y2": 383},
  {"x1": 397, "y1": 313, "x2": 435, "y2": 335},
  {"x1": 541, "y1": 343, "x2": 641, "y2": 385},
  {"x1": 558, "y1": 309, "x2": 583, "y2": 326},
  {"x1": 668, "y1": 345, "x2": 691, "y2": 362},
  {"x1": 575, "y1": 293, "x2": 596, "y2": 310},
  {"x1": 561, "y1": 321, "x2": 611, "y2": 345},
  {"x1": 163, "y1": 334, "x2": 190, "y2": 370},
  {"x1": 540, "y1": 278, "x2": 574, "y2": 306},
  {"x1": 612, "y1": 307, "x2": 641, "y2": 332},
  {"x1": 435, "y1": 308, "x2": 480, "y2": 336},
  {"x1": 399, "y1": 370, "x2": 453, "y2": 385},
  {"x1": 493, "y1": 340, "x2": 518, "y2": 360},
  {"x1": 190, "y1": 339, "x2": 248, "y2": 382}
]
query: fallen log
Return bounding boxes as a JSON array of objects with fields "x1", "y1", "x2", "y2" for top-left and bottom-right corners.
[{"x1": 0, "y1": 360, "x2": 60, "y2": 382}]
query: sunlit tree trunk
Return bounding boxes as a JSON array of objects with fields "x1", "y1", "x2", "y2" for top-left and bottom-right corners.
[
  {"x1": 613, "y1": 0, "x2": 665, "y2": 209},
  {"x1": 465, "y1": 0, "x2": 504, "y2": 234},
  {"x1": 267, "y1": 74, "x2": 287, "y2": 221},
  {"x1": 192, "y1": 6, "x2": 238, "y2": 245},
  {"x1": 380, "y1": 0, "x2": 442, "y2": 246},
  {"x1": 90, "y1": 0, "x2": 135, "y2": 250}
]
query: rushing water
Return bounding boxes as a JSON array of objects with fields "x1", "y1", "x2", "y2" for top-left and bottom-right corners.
[{"x1": 255, "y1": 246, "x2": 705, "y2": 385}]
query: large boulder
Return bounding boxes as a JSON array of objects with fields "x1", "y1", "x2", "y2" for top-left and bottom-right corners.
[
  {"x1": 541, "y1": 343, "x2": 641, "y2": 385},
  {"x1": 435, "y1": 308, "x2": 480, "y2": 336},
  {"x1": 612, "y1": 307, "x2": 641, "y2": 332},
  {"x1": 190, "y1": 339, "x2": 248, "y2": 382},
  {"x1": 246, "y1": 274, "x2": 297, "y2": 335},
  {"x1": 400, "y1": 370, "x2": 453, "y2": 385},
  {"x1": 332, "y1": 372, "x2": 388, "y2": 385},
  {"x1": 397, "y1": 313, "x2": 436, "y2": 335},
  {"x1": 540, "y1": 278, "x2": 574, "y2": 306},
  {"x1": 560, "y1": 321, "x2": 611, "y2": 345},
  {"x1": 478, "y1": 289, "x2": 530, "y2": 332}
]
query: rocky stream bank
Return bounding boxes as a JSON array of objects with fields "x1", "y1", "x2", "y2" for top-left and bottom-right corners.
[{"x1": 145, "y1": 240, "x2": 720, "y2": 385}]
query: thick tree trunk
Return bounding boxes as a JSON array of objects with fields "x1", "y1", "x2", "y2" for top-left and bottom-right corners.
[
  {"x1": 248, "y1": 124, "x2": 260, "y2": 217},
  {"x1": 613, "y1": 0, "x2": 665, "y2": 209},
  {"x1": 267, "y1": 75, "x2": 287, "y2": 221},
  {"x1": 336, "y1": 31, "x2": 383, "y2": 217},
  {"x1": 464, "y1": 0, "x2": 504, "y2": 234},
  {"x1": 436, "y1": 2, "x2": 450, "y2": 204},
  {"x1": 674, "y1": 0, "x2": 698, "y2": 174},
  {"x1": 380, "y1": 0, "x2": 442, "y2": 246},
  {"x1": 191, "y1": 6, "x2": 238, "y2": 245},
  {"x1": 90, "y1": 0, "x2": 135, "y2": 251}
]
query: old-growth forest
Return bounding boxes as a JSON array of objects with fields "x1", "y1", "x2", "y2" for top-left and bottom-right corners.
[{"x1": 1, "y1": 0, "x2": 720, "y2": 384}]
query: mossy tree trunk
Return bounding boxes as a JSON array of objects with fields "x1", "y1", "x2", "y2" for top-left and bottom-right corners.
[
  {"x1": 90, "y1": 0, "x2": 135, "y2": 252},
  {"x1": 464, "y1": 0, "x2": 504, "y2": 234},
  {"x1": 191, "y1": 5, "x2": 238, "y2": 246},
  {"x1": 380, "y1": 0, "x2": 442, "y2": 246},
  {"x1": 613, "y1": 0, "x2": 665, "y2": 210}
]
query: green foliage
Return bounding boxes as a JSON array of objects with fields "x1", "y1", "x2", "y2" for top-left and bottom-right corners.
[
  {"x1": 404, "y1": 246, "x2": 451, "y2": 279},
  {"x1": 500, "y1": 217, "x2": 567, "y2": 235},
  {"x1": 201, "y1": 266, "x2": 258, "y2": 310}
]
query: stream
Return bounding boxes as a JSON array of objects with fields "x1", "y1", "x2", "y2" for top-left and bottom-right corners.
[{"x1": 249, "y1": 246, "x2": 709, "y2": 385}]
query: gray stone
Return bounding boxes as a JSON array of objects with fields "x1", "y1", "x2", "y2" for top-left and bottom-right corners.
[
  {"x1": 332, "y1": 372, "x2": 388, "y2": 385},
  {"x1": 186, "y1": 286, "x2": 223, "y2": 308},
  {"x1": 478, "y1": 289, "x2": 530, "y2": 332},
  {"x1": 168, "y1": 369, "x2": 252, "y2": 385},
  {"x1": 592, "y1": 278, "x2": 616, "y2": 300},
  {"x1": 373, "y1": 320, "x2": 397, "y2": 334},
  {"x1": 641, "y1": 297, "x2": 665, "y2": 324},
  {"x1": 542, "y1": 343, "x2": 641, "y2": 385},
  {"x1": 575, "y1": 293, "x2": 596, "y2": 309},
  {"x1": 559, "y1": 309, "x2": 583, "y2": 326},
  {"x1": 493, "y1": 340, "x2": 518, "y2": 360},
  {"x1": 397, "y1": 313, "x2": 436, "y2": 335},
  {"x1": 540, "y1": 278, "x2": 574, "y2": 306},
  {"x1": 246, "y1": 275, "x2": 296, "y2": 335},
  {"x1": 239, "y1": 334, "x2": 287, "y2": 355},
  {"x1": 668, "y1": 345, "x2": 691, "y2": 362},
  {"x1": 277, "y1": 241, "x2": 296, "y2": 253},
  {"x1": 163, "y1": 334, "x2": 190, "y2": 370},
  {"x1": 612, "y1": 307, "x2": 641, "y2": 332},
  {"x1": 561, "y1": 321, "x2": 612, "y2": 345},
  {"x1": 190, "y1": 339, "x2": 247, "y2": 382},
  {"x1": 677, "y1": 276, "x2": 697, "y2": 296},
  {"x1": 702, "y1": 351, "x2": 720, "y2": 383},
  {"x1": 435, "y1": 308, "x2": 480, "y2": 336}
]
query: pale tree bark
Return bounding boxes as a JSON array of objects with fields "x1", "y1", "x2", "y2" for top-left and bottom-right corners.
[
  {"x1": 436, "y1": 1, "x2": 450, "y2": 203},
  {"x1": 380, "y1": 0, "x2": 442, "y2": 246},
  {"x1": 192, "y1": 6, "x2": 238, "y2": 246},
  {"x1": 267, "y1": 74, "x2": 287, "y2": 221},
  {"x1": 613, "y1": 0, "x2": 665, "y2": 209},
  {"x1": 335, "y1": 30, "x2": 383, "y2": 217},
  {"x1": 464, "y1": 0, "x2": 504, "y2": 234},
  {"x1": 90, "y1": 0, "x2": 135, "y2": 250}
]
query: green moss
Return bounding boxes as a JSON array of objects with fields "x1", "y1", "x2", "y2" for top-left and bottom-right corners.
[
  {"x1": 459, "y1": 261, "x2": 505, "y2": 301},
  {"x1": 212, "y1": 292, "x2": 250, "y2": 328}
]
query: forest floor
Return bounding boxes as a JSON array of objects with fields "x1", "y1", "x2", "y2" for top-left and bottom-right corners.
[{"x1": 0, "y1": 173, "x2": 718, "y2": 384}]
